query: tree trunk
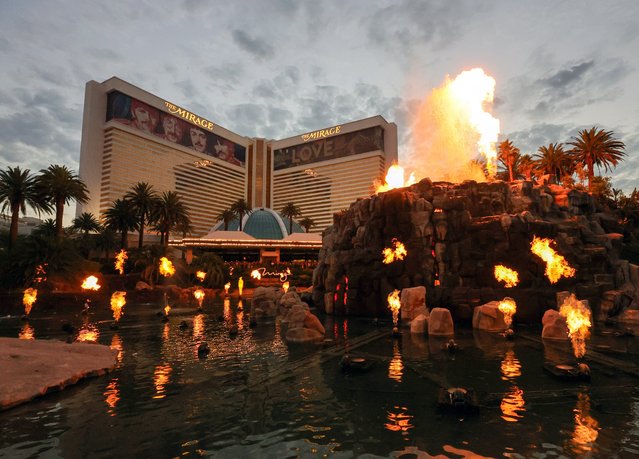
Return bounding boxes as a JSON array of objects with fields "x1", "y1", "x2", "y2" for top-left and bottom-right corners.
[
  {"x1": 55, "y1": 200, "x2": 65, "y2": 242},
  {"x1": 289, "y1": 217, "x2": 293, "y2": 234},
  {"x1": 587, "y1": 157, "x2": 594, "y2": 192},
  {"x1": 9, "y1": 203, "x2": 19, "y2": 249},
  {"x1": 238, "y1": 212, "x2": 243, "y2": 231},
  {"x1": 138, "y1": 215, "x2": 145, "y2": 248},
  {"x1": 121, "y1": 230, "x2": 128, "y2": 249},
  {"x1": 508, "y1": 163, "x2": 514, "y2": 182}
]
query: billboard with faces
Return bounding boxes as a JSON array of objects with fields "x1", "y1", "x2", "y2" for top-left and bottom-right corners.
[{"x1": 106, "y1": 91, "x2": 246, "y2": 167}]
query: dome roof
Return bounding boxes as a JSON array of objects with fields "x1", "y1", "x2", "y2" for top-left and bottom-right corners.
[{"x1": 211, "y1": 208, "x2": 305, "y2": 239}]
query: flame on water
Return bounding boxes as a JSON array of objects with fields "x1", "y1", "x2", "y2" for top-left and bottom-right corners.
[
  {"x1": 384, "y1": 405, "x2": 413, "y2": 434},
  {"x1": 22, "y1": 287, "x2": 37, "y2": 316},
  {"x1": 19, "y1": 323, "x2": 35, "y2": 340},
  {"x1": 569, "y1": 392, "x2": 599, "y2": 454},
  {"x1": 250, "y1": 269, "x2": 261, "y2": 280},
  {"x1": 375, "y1": 164, "x2": 416, "y2": 194},
  {"x1": 238, "y1": 277, "x2": 244, "y2": 296},
  {"x1": 164, "y1": 304, "x2": 171, "y2": 317},
  {"x1": 559, "y1": 294, "x2": 592, "y2": 358},
  {"x1": 77, "y1": 325, "x2": 99, "y2": 343},
  {"x1": 159, "y1": 257, "x2": 175, "y2": 277},
  {"x1": 114, "y1": 249, "x2": 127, "y2": 275},
  {"x1": 282, "y1": 281, "x2": 290, "y2": 293},
  {"x1": 104, "y1": 378, "x2": 120, "y2": 415},
  {"x1": 153, "y1": 364, "x2": 172, "y2": 399},
  {"x1": 498, "y1": 297, "x2": 517, "y2": 328},
  {"x1": 531, "y1": 237, "x2": 576, "y2": 284},
  {"x1": 196, "y1": 271, "x2": 206, "y2": 281},
  {"x1": 382, "y1": 239, "x2": 408, "y2": 264},
  {"x1": 193, "y1": 288, "x2": 205, "y2": 308},
  {"x1": 387, "y1": 289, "x2": 401, "y2": 327},
  {"x1": 408, "y1": 68, "x2": 500, "y2": 182},
  {"x1": 388, "y1": 340, "x2": 404, "y2": 383},
  {"x1": 494, "y1": 265, "x2": 519, "y2": 288},
  {"x1": 110, "y1": 291, "x2": 126, "y2": 322},
  {"x1": 224, "y1": 282, "x2": 231, "y2": 294},
  {"x1": 81, "y1": 275, "x2": 101, "y2": 291}
]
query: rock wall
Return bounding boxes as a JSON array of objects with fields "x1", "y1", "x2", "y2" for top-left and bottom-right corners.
[{"x1": 312, "y1": 178, "x2": 637, "y2": 322}]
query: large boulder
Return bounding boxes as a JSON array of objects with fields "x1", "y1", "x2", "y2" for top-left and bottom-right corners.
[
  {"x1": 279, "y1": 288, "x2": 306, "y2": 316},
  {"x1": 251, "y1": 286, "x2": 279, "y2": 319},
  {"x1": 541, "y1": 309, "x2": 569, "y2": 340},
  {"x1": 400, "y1": 286, "x2": 428, "y2": 322},
  {"x1": 284, "y1": 304, "x2": 325, "y2": 344},
  {"x1": 428, "y1": 308, "x2": 454, "y2": 336},
  {"x1": 410, "y1": 313, "x2": 428, "y2": 334},
  {"x1": 472, "y1": 302, "x2": 508, "y2": 332}
]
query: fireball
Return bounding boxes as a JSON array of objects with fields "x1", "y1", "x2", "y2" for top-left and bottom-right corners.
[
  {"x1": 250, "y1": 269, "x2": 261, "y2": 280},
  {"x1": 238, "y1": 277, "x2": 244, "y2": 297},
  {"x1": 164, "y1": 304, "x2": 171, "y2": 317},
  {"x1": 375, "y1": 164, "x2": 416, "y2": 194},
  {"x1": 382, "y1": 238, "x2": 407, "y2": 264},
  {"x1": 494, "y1": 265, "x2": 519, "y2": 288},
  {"x1": 531, "y1": 237, "x2": 576, "y2": 284},
  {"x1": 498, "y1": 297, "x2": 517, "y2": 328},
  {"x1": 195, "y1": 271, "x2": 206, "y2": 281},
  {"x1": 193, "y1": 288, "x2": 205, "y2": 309},
  {"x1": 282, "y1": 281, "x2": 290, "y2": 293},
  {"x1": 22, "y1": 287, "x2": 37, "y2": 316},
  {"x1": 81, "y1": 275, "x2": 101, "y2": 291},
  {"x1": 387, "y1": 289, "x2": 401, "y2": 327},
  {"x1": 224, "y1": 282, "x2": 231, "y2": 294},
  {"x1": 159, "y1": 257, "x2": 175, "y2": 277},
  {"x1": 110, "y1": 291, "x2": 126, "y2": 322},
  {"x1": 559, "y1": 294, "x2": 591, "y2": 358},
  {"x1": 114, "y1": 249, "x2": 128, "y2": 275}
]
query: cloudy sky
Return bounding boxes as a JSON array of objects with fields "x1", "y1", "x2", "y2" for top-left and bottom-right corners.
[{"x1": 1, "y1": 0, "x2": 638, "y2": 222}]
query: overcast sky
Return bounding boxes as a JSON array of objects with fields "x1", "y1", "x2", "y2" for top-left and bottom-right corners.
[{"x1": 0, "y1": 0, "x2": 638, "y2": 223}]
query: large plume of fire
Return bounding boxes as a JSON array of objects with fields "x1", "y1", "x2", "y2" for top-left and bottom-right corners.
[
  {"x1": 494, "y1": 265, "x2": 519, "y2": 288},
  {"x1": 531, "y1": 237, "x2": 576, "y2": 284},
  {"x1": 498, "y1": 297, "x2": 517, "y2": 328},
  {"x1": 23, "y1": 287, "x2": 37, "y2": 316},
  {"x1": 382, "y1": 239, "x2": 407, "y2": 264},
  {"x1": 110, "y1": 291, "x2": 126, "y2": 322},
  {"x1": 408, "y1": 68, "x2": 500, "y2": 182},
  {"x1": 193, "y1": 288, "x2": 205, "y2": 309},
  {"x1": 115, "y1": 249, "x2": 127, "y2": 275},
  {"x1": 81, "y1": 275, "x2": 101, "y2": 291},
  {"x1": 387, "y1": 289, "x2": 401, "y2": 327},
  {"x1": 559, "y1": 294, "x2": 592, "y2": 358},
  {"x1": 375, "y1": 164, "x2": 416, "y2": 194},
  {"x1": 159, "y1": 257, "x2": 175, "y2": 277}
]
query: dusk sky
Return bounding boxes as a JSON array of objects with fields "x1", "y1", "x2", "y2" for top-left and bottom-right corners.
[{"x1": 1, "y1": 0, "x2": 638, "y2": 223}]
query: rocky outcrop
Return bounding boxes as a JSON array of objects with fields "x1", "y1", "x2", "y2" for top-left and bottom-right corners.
[
  {"x1": 428, "y1": 307, "x2": 454, "y2": 336},
  {"x1": 541, "y1": 310, "x2": 569, "y2": 340},
  {"x1": 313, "y1": 179, "x2": 636, "y2": 322},
  {"x1": 283, "y1": 303, "x2": 325, "y2": 343},
  {"x1": 400, "y1": 286, "x2": 428, "y2": 322},
  {"x1": 251, "y1": 286, "x2": 281, "y2": 319},
  {"x1": 472, "y1": 302, "x2": 508, "y2": 332}
]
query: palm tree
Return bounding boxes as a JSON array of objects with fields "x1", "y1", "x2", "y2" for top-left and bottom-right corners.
[
  {"x1": 103, "y1": 198, "x2": 137, "y2": 249},
  {"x1": 517, "y1": 154, "x2": 536, "y2": 181},
  {"x1": 299, "y1": 216, "x2": 315, "y2": 233},
  {"x1": 534, "y1": 143, "x2": 571, "y2": 183},
  {"x1": 36, "y1": 165, "x2": 89, "y2": 242},
  {"x1": 280, "y1": 202, "x2": 302, "y2": 235},
  {"x1": 498, "y1": 139, "x2": 520, "y2": 182},
  {"x1": 151, "y1": 191, "x2": 191, "y2": 245},
  {"x1": 216, "y1": 208, "x2": 236, "y2": 231},
  {"x1": 124, "y1": 182, "x2": 159, "y2": 248},
  {"x1": 0, "y1": 166, "x2": 50, "y2": 249},
  {"x1": 568, "y1": 127, "x2": 626, "y2": 191},
  {"x1": 230, "y1": 199, "x2": 252, "y2": 231},
  {"x1": 95, "y1": 227, "x2": 117, "y2": 262},
  {"x1": 71, "y1": 212, "x2": 101, "y2": 236}
]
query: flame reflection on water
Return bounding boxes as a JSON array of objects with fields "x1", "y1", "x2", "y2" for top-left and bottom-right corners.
[
  {"x1": 153, "y1": 364, "x2": 172, "y2": 399},
  {"x1": 388, "y1": 341, "x2": 403, "y2": 383},
  {"x1": 569, "y1": 392, "x2": 599, "y2": 454},
  {"x1": 385, "y1": 406, "x2": 414, "y2": 435},
  {"x1": 104, "y1": 378, "x2": 120, "y2": 415}
]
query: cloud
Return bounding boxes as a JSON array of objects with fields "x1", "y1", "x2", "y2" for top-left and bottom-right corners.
[{"x1": 231, "y1": 30, "x2": 274, "y2": 60}]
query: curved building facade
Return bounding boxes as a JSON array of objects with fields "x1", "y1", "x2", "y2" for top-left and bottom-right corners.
[{"x1": 77, "y1": 77, "x2": 397, "y2": 238}]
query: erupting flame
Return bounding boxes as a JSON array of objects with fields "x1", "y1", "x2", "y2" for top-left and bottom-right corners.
[
  {"x1": 77, "y1": 325, "x2": 99, "y2": 343},
  {"x1": 114, "y1": 249, "x2": 127, "y2": 275},
  {"x1": 159, "y1": 257, "x2": 175, "y2": 277},
  {"x1": 375, "y1": 164, "x2": 416, "y2": 194},
  {"x1": 224, "y1": 282, "x2": 230, "y2": 294},
  {"x1": 81, "y1": 275, "x2": 101, "y2": 291},
  {"x1": 531, "y1": 237, "x2": 576, "y2": 283},
  {"x1": 387, "y1": 289, "x2": 401, "y2": 327},
  {"x1": 110, "y1": 291, "x2": 126, "y2": 322},
  {"x1": 559, "y1": 294, "x2": 592, "y2": 358},
  {"x1": 238, "y1": 277, "x2": 244, "y2": 297},
  {"x1": 250, "y1": 269, "x2": 261, "y2": 280},
  {"x1": 494, "y1": 265, "x2": 519, "y2": 288},
  {"x1": 164, "y1": 304, "x2": 171, "y2": 317},
  {"x1": 195, "y1": 271, "x2": 206, "y2": 281},
  {"x1": 193, "y1": 288, "x2": 205, "y2": 308},
  {"x1": 22, "y1": 287, "x2": 37, "y2": 316},
  {"x1": 19, "y1": 323, "x2": 35, "y2": 340},
  {"x1": 409, "y1": 68, "x2": 500, "y2": 182},
  {"x1": 498, "y1": 297, "x2": 517, "y2": 328},
  {"x1": 382, "y1": 239, "x2": 407, "y2": 264},
  {"x1": 282, "y1": 281, "x2": 290, "y2": 293}
]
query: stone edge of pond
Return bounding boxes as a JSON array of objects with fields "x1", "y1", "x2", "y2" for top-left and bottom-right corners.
[{"x1": 0, "y1": 337, "x2": 118, "y2": 411}]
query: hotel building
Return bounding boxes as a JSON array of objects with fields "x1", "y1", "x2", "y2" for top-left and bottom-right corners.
[{"x1": 77, "y1": 77, "x2": 397, "y2": 238}]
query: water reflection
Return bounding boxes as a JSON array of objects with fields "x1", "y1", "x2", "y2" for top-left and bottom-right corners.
[
  {"x1": 104, "y1": 378, "x2": 120, "y2": 415},
  {"x1": 153, "y1": 364, "x2": 172, "y2": 399},
  {"x1": 162, "y1": 323, "x2": 170, "y2": 342},
  {"x1": 110, "y1": 334, "x2": 123, "y2": 364},
  {"x1": 193, "y1": 314, "x2": 204, "y2": 339},
  {"x1": 223, "y1": 297, "x2": 232, "y2": 325},
  {"x1": 385, "y1": 406, "x2": 413, "y2": 436},
  {"x1": 501, "y1": 349, "x2": 522, "y2": 380},
  {"x1": 569, "y1": 392, "x2": 599, "y2": 454},
  {"x1": 236, "y1": 300, "x2": 244, "y2": 330},
  {"x1": 388, "y1": 341, "x2": 403, "y2": 383},
  {"x1": 18, "y1": 323, "x2": 34, "y2": 340},
  {"x1": 500, "y1": 349, "x2": 525, "y2": 422}
]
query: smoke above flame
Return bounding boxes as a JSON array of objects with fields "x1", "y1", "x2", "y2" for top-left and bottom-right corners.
[
  {"x1": 559, "y1": 294, "x2": 592, "y2": 358},
  {"x1": 408, "y1": 68, "x2": 500, "y2": 182}
]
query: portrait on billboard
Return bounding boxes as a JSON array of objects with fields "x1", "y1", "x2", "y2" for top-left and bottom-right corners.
[
  {"x1": 156, "y1": 113, "x2": 184, "y2": 143},
  {"x1": 273, "y1": 126, "x2": 384, "y2": 170}
]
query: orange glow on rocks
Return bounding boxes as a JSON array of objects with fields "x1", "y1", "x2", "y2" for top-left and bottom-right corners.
[
  {"x1": 531, "y1": 237, "x2": 576, "y2": 284},
  {"x1": 494, "y1": 265, "x2": 519, "y2": 288}
]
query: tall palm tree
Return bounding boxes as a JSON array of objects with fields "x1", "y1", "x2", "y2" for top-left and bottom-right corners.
[
  {"x1": 534, "y1": 143, "x2": 571, "y2": 183},
  {"x1": 103, "y1": 198, "x2": 137, "y2": 249},
  {"x1": 71, "y1": 212, "x2": 101, "y2": 236},
  {"x1": 517, "y1": 154, "x2": 536, "y2": 181},
  {"x1": 568, "y1": 127, "x2": 626, "y2": 191},
  {"x1": 230, "y1": 199, "x2": 252, "y2": 231},
  {"x1": 280, "y1": 202, "x2": 302, "y2": 235},
  {"x1": 151, "y1": 191, "x2": 191, "y2": 245},
  {"x1": 124, "y1": 182, "x2": 159, "y2": 248},
  {"x1": 498, "y1": 139, "x2": 520, "y2": 182},
  {"x1": 216, "y1": 208, "x2": 236, "y2": 231},
  {"x1": 0, "y1": 166, "x2": 50, "y2": 248},
  {"x1": 36, "y1": 165, "x2": 88, "y2": 242},
  {"x1": 299, "y1": 216, "x2": 315, "y2": 233}
]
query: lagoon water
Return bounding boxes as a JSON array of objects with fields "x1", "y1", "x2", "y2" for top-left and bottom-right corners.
[{"x1": 1, "y1": 298, "x2": 638, "y2": 458}]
